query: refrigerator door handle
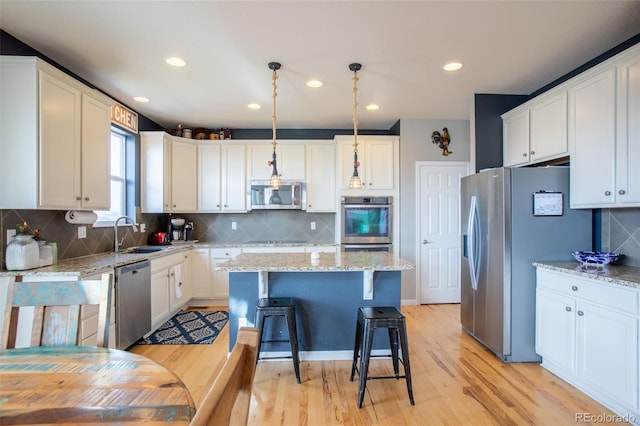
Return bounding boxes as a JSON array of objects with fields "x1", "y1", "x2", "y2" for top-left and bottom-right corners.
[{"x1": 467, "y1": 195, "x2": 480, "y2": 290}]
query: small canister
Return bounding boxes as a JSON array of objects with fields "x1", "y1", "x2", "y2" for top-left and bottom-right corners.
[{"x1": 182, "y1": 128, "x2": 192, "y2": 139}]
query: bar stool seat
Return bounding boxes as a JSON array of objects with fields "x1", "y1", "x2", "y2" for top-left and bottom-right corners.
[
  {"x1": 255, "y1": 297, "x2": 301, "y2": 384},
  {"x1": 350, "y1": 306, "x2": 414, "y2": 408}
]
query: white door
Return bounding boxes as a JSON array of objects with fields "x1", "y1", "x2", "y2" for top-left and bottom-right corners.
[{"x1": 417, "y1": 162, "x2": 469, "y2": 304}]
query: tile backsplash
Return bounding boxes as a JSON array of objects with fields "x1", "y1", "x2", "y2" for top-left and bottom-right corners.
[
  {"x1": 1, "y1": 209, "x2": 335, "y2": 269},
  {"x1": 600, "y1": 207, "x2": 640, "y2": 267}
]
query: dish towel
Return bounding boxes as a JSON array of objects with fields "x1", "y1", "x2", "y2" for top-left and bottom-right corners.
[{"x1": 174, "y1": 264, "x2": 182, "y2": 299}]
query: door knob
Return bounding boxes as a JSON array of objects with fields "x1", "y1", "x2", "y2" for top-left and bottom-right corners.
[{"x1": 619, "y1": 190, "x2": 626, "y2": 195}]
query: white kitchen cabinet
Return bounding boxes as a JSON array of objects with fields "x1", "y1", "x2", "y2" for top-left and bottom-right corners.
[
  {"x1": 246, "y1": 142, "x2": 306, "y2": 181},
  {"x1": 141, "y1": 132, "x2": 199, "y2": 213},
  {"x1": 170, "y1": 138, "x2": 198, "y2": 211},
  {"x1": 336, "y1": 136, "x2": 396, "y2": 191},
  {"x1": 535, "y1": 268, "x2": 639, "y2": 419},
  {"x1": 210, "y1": 248, "x2": 242, "y2": 299},
  {"x1": 0, "y1": 56, "x2": 112, "y2": 210},
  {"x1": 80, "y1": 272, "x2": 116, "y2": 348},
  {"x1": 197, "y1": 142, "x2": 247, "y2": 213},
  {"x1": 569, "y1": 44, "x2": 640, "y2": 208},
  {"x1": 221, "y1": 144, "x2": 247, "y2": 212},
  {"x1": 150, "y1": 252, "x2": 189, "y2": 330},
  {"x1": 502, "y1": 91, "x2": 568, "y2": 167},
  {"x1": 191, "y1": 247, "x2": 213, "y2": 299},
  {"x1": 306, "y1": 143, "x2": 336, "y2": 212}
]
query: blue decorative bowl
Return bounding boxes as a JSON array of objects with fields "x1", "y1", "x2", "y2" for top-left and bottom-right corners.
[{"x1": 571, "y1": 251, "x2": 622, "y2": 266}]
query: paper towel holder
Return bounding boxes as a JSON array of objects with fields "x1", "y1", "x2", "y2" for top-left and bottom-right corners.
[{"x1": 65, "y1": 210, "x2": 98, "y2": 225}]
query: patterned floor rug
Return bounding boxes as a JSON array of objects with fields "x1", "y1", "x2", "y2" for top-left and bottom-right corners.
[{"x1": 137, "y1": 310, "x2": 228, "y2": 345}]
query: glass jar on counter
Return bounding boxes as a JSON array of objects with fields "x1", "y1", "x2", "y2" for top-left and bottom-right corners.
[{"x1": 5, "y1": 235, "x2": 40, "y2": 270}]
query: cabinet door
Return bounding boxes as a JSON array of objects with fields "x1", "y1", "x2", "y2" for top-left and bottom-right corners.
[
  {"x1": 577, "y1": 301, "x2": 638, "y2": 409},
  {"x1": 140, "y1": 132, "x2": 170, "y2": 213},
  {"x1": 222, "y1": 144, "x2": 246, "y2": 211},
  {"x1": 338, "y1": 137, "x2": 362, "y2": 189},
  {"x1": 80, "y1": 93, "x2": 111, "y2": 210},
  {"x1": 502, "y1": 109, "x2": 530, "y2": 167},
  {"x1": 536, "y1": 289, "x2": 576, "y2": 372},
  {"x1": 211, "y1": 248, "x2": 242, "y2": 299},
  {"x1": 171, "y1": 139, "x2": 197, "y2": 211},
  {"x1": 569, "y1": 68, "x2": 617, "y2": 207},
  {"x1": 191, "y1": 248, "x2": 213, "y2": 298},
  {"x1": 366, "y1": 138, "x2": 394, "y2": 189},
  {"x1": 198, "y1": 142, "x2": 221, "y2": 211},
  {"x1": 279, "y1": 144, "x2": 306, "y2": 180},
  {"x1": 150, "y1": 269, "x2": 170, "y2": 329},
  {"x1": 530, "y1": 91, "x2": 568, "y2": 163},
  {"x1": 246, "y1": 144, "x2": 273, "y2": 181},
  {"x1": 38, "y1": 70, "x2": 82, "y2": 209},
  {"x1": 616, "y1": 51, "x2": 640, "y2": 206},
  {"x1": 306, "y1": 143, "x2": 336, "y2": 212}
]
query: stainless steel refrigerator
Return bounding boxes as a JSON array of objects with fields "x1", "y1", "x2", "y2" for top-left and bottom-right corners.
[{"x1": 461, "y1": 167, "x2": 592, "y2": 362}]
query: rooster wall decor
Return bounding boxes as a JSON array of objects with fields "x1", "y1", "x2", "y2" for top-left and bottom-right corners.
[{"x1": 431, "y1": 127, "x2": 453, "y2": 156}]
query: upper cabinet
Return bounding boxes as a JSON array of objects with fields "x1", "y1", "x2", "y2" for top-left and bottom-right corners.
[
  {"x1": 570, "y1": 44, "x2": 640, "y2": 208},
  {"x1": 305, "y1": 142, "x2": 336, "y2": 212},
  {"x1": 502, "y1": 91, "x2": 568, "y2": 167},
  {"x1": 0, "y1": 56, "x2": 112, "y2": 210},
  {"x1": 246, "y1": 141, "x2": 305, "y2": 181},
  {"x1": 336, "y1": 135, "x2": 397, "y2": 191}
]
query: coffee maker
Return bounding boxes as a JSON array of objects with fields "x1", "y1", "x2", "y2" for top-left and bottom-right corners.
[{"x1": 170, "y1": 217, "x2": 186, "y2": 241}]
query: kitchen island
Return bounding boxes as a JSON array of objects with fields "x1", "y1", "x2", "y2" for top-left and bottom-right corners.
[{"x1": 216, "y1": 252, "x2": 415, "y2": 360}]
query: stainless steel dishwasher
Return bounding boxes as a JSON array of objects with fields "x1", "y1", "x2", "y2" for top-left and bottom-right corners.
[{"x1": 115, "y1": 260, "x2": 151, "y2": 349}]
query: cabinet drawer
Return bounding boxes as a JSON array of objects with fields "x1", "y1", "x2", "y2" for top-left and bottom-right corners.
[
  {"x1": 537, "y1": 269, "x2": 639, "y2": 316},
  {"x1": 210, "y1": 248, "x2": 241, "y2": 259}
]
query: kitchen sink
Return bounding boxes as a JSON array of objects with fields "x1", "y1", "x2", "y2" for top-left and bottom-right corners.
[{"x1": 128, "y1": 246, "x2": 170, "y2": 253}]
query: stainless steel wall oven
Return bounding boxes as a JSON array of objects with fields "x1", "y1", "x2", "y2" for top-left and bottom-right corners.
[{"x1": 340, "y1": 196, "x2": 392, "y2": 252}]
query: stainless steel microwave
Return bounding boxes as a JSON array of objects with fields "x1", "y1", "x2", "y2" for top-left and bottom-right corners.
[{"x1": 249, "y1": 180, "x2": 306, "y2": 210}]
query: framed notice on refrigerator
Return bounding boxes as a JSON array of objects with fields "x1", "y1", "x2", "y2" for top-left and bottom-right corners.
[{"x1": 532, "y1": 191, "x2": 563, "y2": 216}]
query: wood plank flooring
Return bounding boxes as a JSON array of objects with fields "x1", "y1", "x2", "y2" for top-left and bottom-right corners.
[{"x1": 131, "y1": 304, "x2": 624, "y2": 425}]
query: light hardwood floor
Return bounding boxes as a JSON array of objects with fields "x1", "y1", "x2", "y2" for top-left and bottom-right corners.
[{"x1": 131, "y1": 304, "x2": 623, "y2": 425}]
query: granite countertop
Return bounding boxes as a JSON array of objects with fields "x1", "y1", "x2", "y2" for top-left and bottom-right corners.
[
  {"x1": 0, "y1": 242, "x2": 340, "y2": 277},
  {"x1": 533, "y1": 261, "x2": 640, "y2": 290},
  {"x1": 216, "y1": 252, "x2": 416, "y2": 272}
]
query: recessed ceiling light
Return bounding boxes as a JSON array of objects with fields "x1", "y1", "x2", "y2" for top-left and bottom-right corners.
[
  {"x1": 166, "y1": 57, "x2": 186, "y2": 67},
  {"x1": 444, "y1": 62, "x2": 463, "y2": 71},
  {"x1": 306, "y1": 80, "x2": 323, "y2": 88},
  {"x1": 134, "y1": 96, "x2": 149, "y2": 103},
  {"x1": 366, "y1": 104, "x2": 380, "y2": 111},
  {"x1": 247, "y1": 103, "x2": 261, "y2": 110}
]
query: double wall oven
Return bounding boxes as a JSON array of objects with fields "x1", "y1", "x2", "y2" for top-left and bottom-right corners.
[{"x1": 341, "y1": 196, "x2": 392, "y2": 252}]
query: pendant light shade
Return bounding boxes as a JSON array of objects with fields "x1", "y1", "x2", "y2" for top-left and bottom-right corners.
[
  {"x1": 268, "y1": 61, "x2": 282, "y2": 189},
  {"x1": 348, "y1": 63, "x2": 362, "y2": 190}
]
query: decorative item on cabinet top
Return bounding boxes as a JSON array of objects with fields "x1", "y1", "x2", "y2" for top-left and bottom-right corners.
[{"x1": 168, "y1": 124, "x2": 232, "y2": 140}]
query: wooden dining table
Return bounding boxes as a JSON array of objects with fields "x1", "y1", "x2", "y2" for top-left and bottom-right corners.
[{"x1": 0, "y1": 345, "x2": 196, "y2": 424}]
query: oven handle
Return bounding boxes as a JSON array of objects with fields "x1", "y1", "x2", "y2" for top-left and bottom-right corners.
[{"x1": 342, "y1": 204, "x2": 391, "y2": 208}]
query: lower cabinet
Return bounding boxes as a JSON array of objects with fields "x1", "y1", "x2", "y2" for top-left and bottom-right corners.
[
  {"x1": 211, "y1": 248, "x2": 242, "y2": 299},
  {"x1": 191, "y1": 247, "x2": 241, "y2": 302},
  {"x1": 535, "y1": 268, "x2": 639, "y2": 419},
  {"x1": 80, "y1": 272, "x2": 116, "y2": 348},
  {"x1": 150, "y1": 252, "x2": 191, "y2": 330}
]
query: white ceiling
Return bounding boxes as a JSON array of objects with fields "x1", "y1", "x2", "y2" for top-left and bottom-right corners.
[{"x1": 1, "y1": 1, "x2": 639, "y2": 130}]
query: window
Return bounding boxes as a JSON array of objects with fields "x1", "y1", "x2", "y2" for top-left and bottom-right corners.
[{"x1": 95, "y1": 127, "x2": 135, "y2": 226}]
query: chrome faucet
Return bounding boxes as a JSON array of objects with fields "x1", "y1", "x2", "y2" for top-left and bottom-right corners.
[{"x1": 114, "y1": 216, "x2": 138, "y2": 252}]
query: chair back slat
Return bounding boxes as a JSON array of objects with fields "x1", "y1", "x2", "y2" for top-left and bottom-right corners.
[
  {"x1": 190, "y1": 327, "x2": 259, "y2": 426},
  {"x1": 1, "y1": 274, "x2": 113, "y2": 349}
]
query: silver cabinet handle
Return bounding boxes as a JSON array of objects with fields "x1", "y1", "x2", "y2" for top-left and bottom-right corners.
[
  {"x1": 571, "y1": 285, "x2": 578, "y2": 291},
  {"x1": 605, "y1": 191, "x2": 611, "y2": 196},
  {"x1": 619, "y1": 190, "x2": 626, "y2": 195},
  {"x1": 224, "y1": 204, "x2": 228, "y2": 207},
  {"x1": 422, "y1": 240, "x2": 431, "y2": 244},
  {"x1": 522, "y1": 153, "x2": 528, "y2": 157},
  {"x1": 76, "y1": 196, "x2": 82, "y2": 201},
  {"x1": 566, "y1": 306, "x2": 572, "y2": 312},
  {"x1": 173, "y1": 204, "x2": 177, "y2": 207},
  {"x1": 577, "y1": 311, "x2": 584, "y2": 316},
  {"x1": 530, "y1": 150, "x2": 535, "y2": 155},
  {"x1": 84, "y1": 196, "x2": 89, "y2": 201}
]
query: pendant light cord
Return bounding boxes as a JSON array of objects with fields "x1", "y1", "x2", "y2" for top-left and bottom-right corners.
[
  {"x1": 352, "y1": 69, "x2": 359, "y2": 153},
  {"x1": 272, "y1": 66, "x2": 278, "y2": 152}
]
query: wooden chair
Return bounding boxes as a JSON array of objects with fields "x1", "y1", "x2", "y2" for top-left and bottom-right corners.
[
  {"x1": 190, "y1": 327, "x2": 260, "y2": 426},
  {"x1": 1, "y1": 274, "x2": 113, "y2": 349}
]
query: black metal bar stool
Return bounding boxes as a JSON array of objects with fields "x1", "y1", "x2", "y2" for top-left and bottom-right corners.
[
  {"x1": 255, "y1": 297, "x2": 301, "y2": 384},
  {"x1": 350, "y1": 306, "x2": 414, "y2": 408}
]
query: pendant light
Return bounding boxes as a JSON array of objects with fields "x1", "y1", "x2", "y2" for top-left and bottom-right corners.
[
  {"x1": 268, "y1": 61, "x2": 282, "y2": 189},
  {"x1": 348, "y1": 63, "x2": 362, "y2": 189}
]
